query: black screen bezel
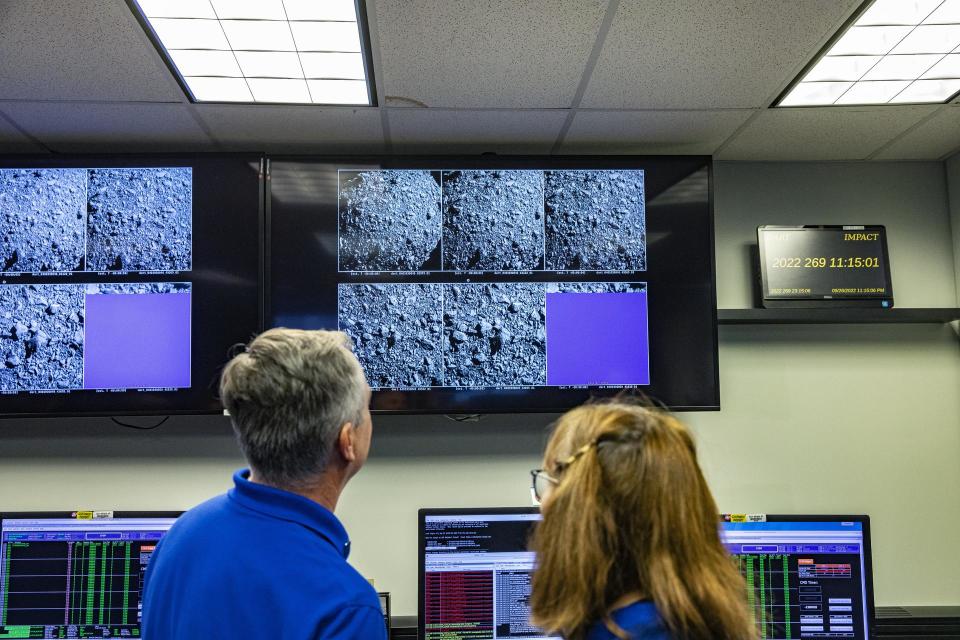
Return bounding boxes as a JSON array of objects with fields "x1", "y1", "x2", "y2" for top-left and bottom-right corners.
[
  {"x1": 0, "y1": 153, "x2": 264, "y2": 418},
  {"x1": 267, "y1": 155, "x2": 720, "y2": 414}
]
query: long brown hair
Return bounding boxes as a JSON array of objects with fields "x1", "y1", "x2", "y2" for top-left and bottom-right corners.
[{"x1": 530, "y1": 402, "x2": 755, "y2": 640}]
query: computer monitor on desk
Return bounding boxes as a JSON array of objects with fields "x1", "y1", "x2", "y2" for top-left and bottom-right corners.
[
  {"x1": 419, "y1": 508, "x2": 557, "y2": 640},
  {"x1": 419, "y1": 510, "x2": 875, "y2": 640},
  {"x1": 0, "y1": 511, "x2": 181, "y2": 639},
  {"x1": 721, "y1": 515, "x2": 875, "y2": 640}
]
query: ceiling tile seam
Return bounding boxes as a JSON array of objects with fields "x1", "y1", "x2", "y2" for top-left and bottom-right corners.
[
  {"x1": 362, "y1": 0, "x2": 391, "y2": 151},
  {"x1": 550, "y1": 0, "x2": 621, "y2": 154},
  {"x1": 0, "y1": 106, "x2": 55, "y2": 154},
  {"x1": 709, "y1": 108, "x2": 764, "y2": 157},
  {"x1": 118, "y1": 0, "x2": 195, "y2": 103},
  {"x1": 864, "y1": 103, "x2": 949, "y2": 160},
  {"x1": 712, "y1": 1, "x2": 873, "y2": 158}
]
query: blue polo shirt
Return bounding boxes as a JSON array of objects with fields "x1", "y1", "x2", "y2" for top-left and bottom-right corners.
[
  {"x1": 587, "y1": 601, "x2": 670, "y2": 639},
  {"x1": 142, "y1": 470, "x2": 386, "y2": 639}
]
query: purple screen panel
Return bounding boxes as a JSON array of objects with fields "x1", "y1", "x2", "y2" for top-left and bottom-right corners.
[
  {"x1": 546, "y1": 292, "x2": 649, "y2": 386},
  {"x1": 83, "y1": 293, "x2": 191, "y2": 389}
]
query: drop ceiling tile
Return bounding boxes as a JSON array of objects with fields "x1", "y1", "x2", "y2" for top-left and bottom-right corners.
[
  {"x1": 388, "y1": 109, "x2": 567, "y2": 154},
  {"x1": 873, "y1": 105, "x2": 960, "y2": 160},
  {"x1": 559, "y1": 109, "x2": 754, "y2": 154},
  {"x1": 373, "y1": 1, "x2": 605, "y2": 108},
  {"x1": 1, "y1": 103, "x2": 213, "y2": 152},
  {"x1": 195, "y1": 105, "x2": 385, "y2": 152},
  {"x1": 0, "y1": 0, "x2": 185, "y2": 102},
  {"x1": 583, "y1": 0, "x2": 862, "y2": 109},
  {"x1": 717, "y1": 105, "x2": 939, "y2": 160},
  {"x1": 0, "y1": 111, "x2": 47, "y2": 153}
]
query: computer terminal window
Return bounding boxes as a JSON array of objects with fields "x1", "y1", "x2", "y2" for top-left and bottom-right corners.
[
  {"x1": 721, "y1": 521, "x2": 870, "y2": 640},
  {"x1": 0, "y1": 518, "x2": 176, "y2": 639},
  {"x1": 423, "y1": 514, "x2": 559, "y2": 640}
]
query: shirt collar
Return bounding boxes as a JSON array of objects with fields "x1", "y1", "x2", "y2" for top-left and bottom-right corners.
[{"x1": 227, "y1": 469, "x2": 351, "y2": 559}]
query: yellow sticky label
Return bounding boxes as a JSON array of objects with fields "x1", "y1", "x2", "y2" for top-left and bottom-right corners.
[
  {"x1": 74, "y1": 511, "x2": 94, "y2": 520},
  {"x1": 728, "y1": 514, "x2": 748, "y2": 523}
]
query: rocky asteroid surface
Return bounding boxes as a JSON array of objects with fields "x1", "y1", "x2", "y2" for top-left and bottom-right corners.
[
  {"x1": 442, "y1": 170, "x2": 544, "y2": 271},
  {"x1": 0, "y1": 169, "x2": 86, "y2": 272},
  {"x1": 86, "y1": 167, "x2": 192, "y2": 272},
  {"x1": 443, "y1": 282, "x2": 545, "y2": 387},
  {"x1": 545, "y1": 170, "x2": 646, "y2": 271},
  {"x1": 0, "y1": 284, "x2": 84, "y2": 391},
  {"x1": 339, "y1": 283, "x2": 443, "y2": 387},
  {"x1": 339, "y1": 170, "x2": 441, "y2": 272}
]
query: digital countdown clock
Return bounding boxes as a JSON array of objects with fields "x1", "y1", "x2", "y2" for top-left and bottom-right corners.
[{"x1": 757, "y1": 225, "x2": 894, "y2": 308}]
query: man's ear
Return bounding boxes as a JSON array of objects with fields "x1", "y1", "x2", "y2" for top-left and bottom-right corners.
[{"x1": 338, "y1": 422, "x2": 357, "y2": 462}]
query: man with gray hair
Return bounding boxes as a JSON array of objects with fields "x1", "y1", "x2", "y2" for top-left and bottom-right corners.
[{"x1": 142, "y1": 329, "x2": 385, "y2": 639}]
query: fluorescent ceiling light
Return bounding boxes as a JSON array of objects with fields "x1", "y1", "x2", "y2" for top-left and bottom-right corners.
[
  {"x1": 856, "y1": 0, "x2": 943, "y2": 25},
  {"x1": 235, "y1": 51, "x2": 303, "y2": 79},
  {"x1": 300, "y1": 52, "x2": 366, "y2": 79},
  {"x1": 779, "y1": 0, "x2": 960, "y2": 106},
  {"x1": 184, "y1": 77, "x2": 253, "y2": 102},
  {"x1": 308, "y1": 80, "x2": 370, "y2": 104},
  {"x1": 834, "y1": 80, "x2": 910, "y2": 103},
  {"x1": 247, "y1": 78, "x2": 312, "y2": 103},
  {"x1": 210, "y1": 0, "x2": 286, "y2": 21},
  {"x1": 925, "y1": 0, "x2": 960, "y2": 24},
  {"x1": 220, "y1": 20, "x2": 296, "y2": 52},
  {"x1": 804, "y1": 56, "x2": 880, "y2": 81},
  {"x1": 861, "y1": 54, "x2": 942, "y2": 79},
  {"x1": 779, "y1": 82, "x2": 853, "y2": 106},
  {"x1": 149, "y1": 18, "x2": 230, "y2": 50},
  {"x1": 168, "y1": 50, "x2": 242, "y2": 77},
  {"x1": 889, "y1": 78, "x2": 960, "y2": 101},
  {"x1": 291, "y1": 21, "x2": 363, "y2": 52},
  {"x1": 283, "y1": 0, "x2": 359, "y2": 21},
  {"x1": 136, "y1": 0, "x2": 215, "y2": 19},
  {"x1": 130, "y1": 0, "x2": 374, "y2": 105}
]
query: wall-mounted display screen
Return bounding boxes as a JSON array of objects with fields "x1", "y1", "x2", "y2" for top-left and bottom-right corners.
[
  {"x1": 0, "y1": 156, "x2": 262, "y2": 417},
  {"x1": 269, "y1": 156, "x2": 717, "y2": 412},
  {"x1": 758, "y1": 225, "x2": 893, "y2": 308}
]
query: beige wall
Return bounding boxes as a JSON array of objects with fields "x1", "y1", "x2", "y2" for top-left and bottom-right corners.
[{"x1": 0, "y1": 161, "x2": 958, "y2": 615}]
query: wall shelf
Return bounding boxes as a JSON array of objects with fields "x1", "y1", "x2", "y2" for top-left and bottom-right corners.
[{"x1": 718, "y1": 308, "x2": 960, "y2": 325}]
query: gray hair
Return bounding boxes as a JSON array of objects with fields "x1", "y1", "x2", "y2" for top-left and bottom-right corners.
[{"x1": 220, "y1": 328, "x2": 368, "y2": 488}]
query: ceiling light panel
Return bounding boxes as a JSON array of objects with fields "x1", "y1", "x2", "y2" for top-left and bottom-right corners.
[
  {"x1": 779, "y1": 0, "x2": 960, "y2": 106},
  {"x1": 130, "y1": 0, "x2": 373, "y2": 105}
]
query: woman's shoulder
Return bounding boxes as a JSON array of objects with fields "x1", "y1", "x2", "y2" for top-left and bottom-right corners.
[{"x1": 586, "y1": 601, "x2": 672, "y2": 640}]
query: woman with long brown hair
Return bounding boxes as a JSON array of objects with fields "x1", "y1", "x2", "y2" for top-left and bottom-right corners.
[{"x1": 529, "y1": 402, "x2": 755, "y2": 640}]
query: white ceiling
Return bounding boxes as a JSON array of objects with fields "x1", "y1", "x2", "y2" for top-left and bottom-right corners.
[{"x1": 0, "y1": 0, "x2": 958, "y2": 160}]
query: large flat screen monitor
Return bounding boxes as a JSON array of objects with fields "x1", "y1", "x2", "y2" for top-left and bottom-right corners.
[
  {"x1": 269, "y1": 156, "x2": 717, "y2": 412},
  {"x1": 0, "y1": 155, "x2": 262, "y2": 417},
  {"x1": 0, "y1": 512, "x2": 181, "y2": 639},
  {"x1": 418, "y1": 509, "x2": 875, "y2": 640}
]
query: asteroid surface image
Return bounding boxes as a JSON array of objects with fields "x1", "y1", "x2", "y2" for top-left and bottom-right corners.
[
  {"x1": 339, "y1": 170, "x2": 441, "y2": 272},
  {"x1": 0, "y1": 284, "x2": 84, "y2": 391},
  {"x1": 0, "y1": 169, "x2": 86, "y2": 272},
  {"x1": 86, "y1": 167, "x2": 192, "y2": 272},
  {"x1": 442, "y1": 170, "x2": 544, "y2": 271},
  {"x1": 86, "y1": 282, "x2": 191, "y2": 296},
  {"x1": 545, "y1": 170, "x2": 646, "y2": 271},
  {"x1": 339, "y1": 283, "x2": 443, "y2": 387},
  {"x1": 443, "y1": 283, "x2": 546, "y2": 387}
]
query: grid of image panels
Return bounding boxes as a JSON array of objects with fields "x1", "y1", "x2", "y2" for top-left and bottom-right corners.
[
  {"x1": 337, "y1": 169, "x2": 646, "y2": 273},
  {"x1": 0, "y1": 168, "x2": 192, "y2": 273},
  {"x1": 0, "y1": 283, "x2": 192, "y2": 393},
  {"x1": 338, "y1": 282, "x2": 649, "y2": 389}
]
